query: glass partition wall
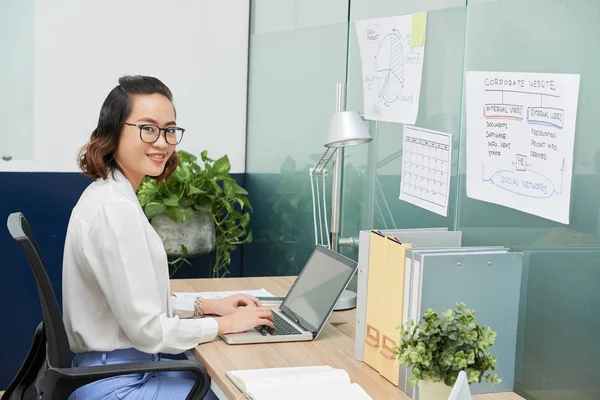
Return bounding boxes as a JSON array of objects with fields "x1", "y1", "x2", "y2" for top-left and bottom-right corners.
[
  {"x1": 244, "y1": 0, "x2": 350, "y2": 276},
  {"x1": 457, "y1": 1, "x2": 600, "y2": 398},
  {"x1": 245, "y1": 1, "x2": 600, "y2": 397}
]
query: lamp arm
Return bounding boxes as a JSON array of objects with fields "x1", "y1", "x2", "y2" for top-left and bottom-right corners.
[
  {"x1": 321, "y1": 170, "x2": 331, "y2": 248},
  {"x1": 313, "y1": 147, "x2": 337, "y2": 175},
  {"x1": 315, "y1": 172, "x2": 325, "y2": 245},
  {"x1": 309, "y1": 170, "x2": 319, "y2": 247}
]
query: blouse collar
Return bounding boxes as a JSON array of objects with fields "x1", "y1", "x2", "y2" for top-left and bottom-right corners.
[{"x1": 109, "y1": 168, "x2": 140, "y2": 204}]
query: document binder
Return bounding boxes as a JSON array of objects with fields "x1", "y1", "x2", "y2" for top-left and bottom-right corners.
[
  {"x1": 402, "y1": 251, "x2": 522, "y2": 398},
  {"x1": 355, "y1": 228, "x2": 460, "y2": 361},
  {"x1": 400, "y1": 247, "x2": 508, "y2": 398}
]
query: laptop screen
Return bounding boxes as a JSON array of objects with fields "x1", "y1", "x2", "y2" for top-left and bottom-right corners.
[{"x1": 280, "y1": 246, "x2": 357, "y2": 335}]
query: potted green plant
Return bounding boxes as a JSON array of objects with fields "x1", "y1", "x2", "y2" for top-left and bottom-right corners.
[
  {"x1": 137, "y1": 150, "x2": 252, "y2": 278},
  {"x1": 395, "y1": 302, "x2": 501, "y2": 400}
]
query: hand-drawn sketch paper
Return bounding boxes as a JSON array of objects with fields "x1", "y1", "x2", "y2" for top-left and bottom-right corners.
[
  {"x1": 466, "y1": 71, "x2": 581, "y2": 224},
  {"x1": 355, "y1": 13, "x2": 426, "y2": 124},
  {"x1": 399, "y1": 125, "x2": 452, "y2": 217}
]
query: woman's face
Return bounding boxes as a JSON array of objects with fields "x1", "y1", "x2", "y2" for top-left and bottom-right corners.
[{"x1": 115, "y1": 93, "x2": 177, "y2": 187}]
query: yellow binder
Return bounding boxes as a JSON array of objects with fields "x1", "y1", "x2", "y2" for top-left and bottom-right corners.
[
  {"x1": 378, "y1": 237, "x2": 412, "y2": 385},
  {"x1": 363, "y1": 230, "x2": 386, "y2": 372}
]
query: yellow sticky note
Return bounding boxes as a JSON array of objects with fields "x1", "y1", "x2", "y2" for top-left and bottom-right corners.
[{"x1": 411, "y1": 12, "x2": 426, "y2": 46}]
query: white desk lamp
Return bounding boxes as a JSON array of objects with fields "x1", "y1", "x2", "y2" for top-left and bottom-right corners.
[{"x1": 310, "y1": 83, "x2": 372, "y2": 310}]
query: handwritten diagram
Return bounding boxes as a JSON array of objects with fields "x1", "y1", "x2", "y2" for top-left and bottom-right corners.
[
  {"x1": 355, "y1": 13, "x2": 426, "y2": 124},
  {"x1": 466, "y1": 71, "x2": 581, "y2": 224},
  {"x1": 375, "y1": 31, "x2": 405, "y2": 104}
]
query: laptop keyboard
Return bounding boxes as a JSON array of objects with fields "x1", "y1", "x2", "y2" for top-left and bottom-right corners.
[{"x1": 255, "y1": 311, "x2": 302, "y2": 336}]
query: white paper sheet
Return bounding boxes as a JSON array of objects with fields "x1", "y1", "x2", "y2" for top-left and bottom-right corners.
[
  {"x1": 355, "y1": 13, "x2": 426, "y2": 124},
  {"x1": 399, "y1": 125, "x2": 452, "y2": 216},
  {"x1": 173, "y1": 288, "x2": 275, "y2": 299},
  {"x1": 466, "y1": 71, "x2": 581, "y2": 224}
]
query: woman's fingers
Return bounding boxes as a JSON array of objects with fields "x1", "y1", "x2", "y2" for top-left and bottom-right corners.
[
  {"x1": 257, "y1": 318, "x2": 275, "y2": 329},
  {"x1": 256, "y1": 307, "x2": 274, "y2": 321},
  {"x1": 248, "y1": 295, "x2": 261, "y2": 307}
]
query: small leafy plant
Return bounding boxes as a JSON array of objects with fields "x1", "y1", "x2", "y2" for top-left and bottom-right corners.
[
  {"x1": 137, "y1": 150, "x2": 252, "y2": 278},
  {"x1": 395, "y1": 302, "x2": 501, "y2": 388}
]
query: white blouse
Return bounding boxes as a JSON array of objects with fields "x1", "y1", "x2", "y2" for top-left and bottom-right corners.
[{"x1": 62, "y1": 169, "x2": 218, "y2": 354}]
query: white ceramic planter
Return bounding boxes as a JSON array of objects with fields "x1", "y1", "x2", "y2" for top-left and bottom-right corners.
[
  {"x1": 418, "y1": 380, "x2": 453, "y2": 400},
  {"x1": 151, "y1": 211, "x2": 216, "y2": 256}
]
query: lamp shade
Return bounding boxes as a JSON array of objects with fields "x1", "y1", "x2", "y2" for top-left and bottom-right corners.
[{"x1": 325, "y1": 111, "x2": 372, "y2": 148}]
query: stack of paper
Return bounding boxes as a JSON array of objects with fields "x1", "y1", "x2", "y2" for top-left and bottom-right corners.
[{"x1": 173, "y1": 288, "x2": 275, "y2": 300}]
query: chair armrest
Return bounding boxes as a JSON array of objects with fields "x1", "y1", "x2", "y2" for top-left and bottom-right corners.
[{"x1": 45, "y1": 360, "x2": 210, "y2": 400}]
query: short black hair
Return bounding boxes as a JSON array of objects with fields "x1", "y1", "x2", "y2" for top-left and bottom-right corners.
[{"x1": 78, "y1": 75, "x2": 178, "y2": 181}]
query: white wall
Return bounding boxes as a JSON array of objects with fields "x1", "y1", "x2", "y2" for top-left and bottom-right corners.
[
  {"x1": 0, "y1": 0, "x2": 34, "y2": 161},
  {"x1": 0, "y1": 0, "x2": 249, "y2": 173}
]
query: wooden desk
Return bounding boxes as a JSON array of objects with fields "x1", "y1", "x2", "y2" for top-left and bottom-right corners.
[{"x1": 171, "y1": 277, "x2": 523, "y2": 400}]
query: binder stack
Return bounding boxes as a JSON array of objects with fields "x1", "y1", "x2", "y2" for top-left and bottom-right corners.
[{"x1": 355, "y1": 229, "x2": 523, "y2": 398}]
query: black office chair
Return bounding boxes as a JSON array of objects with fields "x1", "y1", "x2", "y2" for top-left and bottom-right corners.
[{"x1": 3, "y1": 212, "x2": 211, "y2": 400}]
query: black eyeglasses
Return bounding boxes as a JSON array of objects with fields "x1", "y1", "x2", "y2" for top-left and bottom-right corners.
[{"x1": 121, "y1": 122, "x2": 185, "y2": 145}]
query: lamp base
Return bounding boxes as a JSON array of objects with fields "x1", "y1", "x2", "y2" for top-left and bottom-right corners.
[{"x1": 334, "y1": 289, "x2": 357, "y2": 311}]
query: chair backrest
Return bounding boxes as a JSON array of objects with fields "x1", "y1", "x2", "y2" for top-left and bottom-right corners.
[
  {"x1": 448, "y1": 371, "x2": 472, "y2": 400},
  {"x1": 7, "y1": 212, "x2": 72, "y2": 368}
]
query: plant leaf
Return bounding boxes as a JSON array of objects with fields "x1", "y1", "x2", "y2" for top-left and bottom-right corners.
[
  {"x1": 223, "y1": 179, "x2": 237, "y2": 198},
  {"x1": 201, "y1": 150, "x2": 212, "y2": 162},
  {"x1": 213, "y1": 155, "x2": 231, "y2": 174},
  {"x1": 239, "y1": 195, "x2": 252, "y2": 210},
  {"x1": 240, "y1": 212, "x2": 251, "y2": 228},
  {"x1": 194, "y1": 196, "x2": 213, "y2": 213},
  {"x1": 137, "y1": 178, "x2": 158, "y2": 206},
  {"x1": 144, "y1": 202, "x2": 166, "y2": 219},
  {"x1": 163, "y1": 194, "x2": 180, "y2": 207},
  {"x1": 209, "y1": 179, "x2": 222, "y2": 194},
  {"x1": 173, "y1": 165, "x2": 191, "y2": 183},
  {"x1": 223, "y1": 200, "x2": 234, "y2": 212},
  {"x1": 177, "y1": 150, "x2": 197, "y2": 163},
  {"x1": 165, "y1": 206, "x2": 185, "y2": 223},
  {"x1": 188, "y1": 184, "x2": 206, "y2": 195},
  {"x1": 235, "y1": 185, "x2": 248, "y2": 195}
]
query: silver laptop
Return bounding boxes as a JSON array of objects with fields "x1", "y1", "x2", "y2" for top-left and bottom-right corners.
[{"x1": 221, "y1": 245, "x2": 358, "y2": 345}]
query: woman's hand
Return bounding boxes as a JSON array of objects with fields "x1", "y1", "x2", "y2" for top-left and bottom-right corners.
[
  {"x1": 216, "y1": 306, "x2": 275, "y2": 335},
  {"x1": 202, "y1": 294, "x2": 261, "y2": 317}
]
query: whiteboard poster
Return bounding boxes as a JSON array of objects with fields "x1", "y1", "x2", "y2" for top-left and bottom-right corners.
[
  {"x1": 399, "y1": 126, "x2": 452, "y2": 217},
  {"x1": 465, "y1": 71, "x2": 581, "y2": 224},
  {"x1": 355, "y1": 13, "x2": 426, "y2": 124}
]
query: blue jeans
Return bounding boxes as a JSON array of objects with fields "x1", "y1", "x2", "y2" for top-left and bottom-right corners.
[{"x1": 68, "y1": 348, "x2": 218, "y2": 399}]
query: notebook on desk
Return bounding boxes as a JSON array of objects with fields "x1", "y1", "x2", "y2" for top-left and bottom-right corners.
[
  {"x1": 221, "y1": 245, "x2": 358, "y2": 344},
  {"x1": 226, "y1": 365, "x2": 373, "y2": 400}
]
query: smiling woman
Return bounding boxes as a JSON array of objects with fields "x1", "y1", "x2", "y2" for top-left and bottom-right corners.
[
  {"x1": 62, "y1": 75, "x2": 274, "y2": 400},
  {"x1": 78, "y1": 76, "x2": 180, "y2": 189}
]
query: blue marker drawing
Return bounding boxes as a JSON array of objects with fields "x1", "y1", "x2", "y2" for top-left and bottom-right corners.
[
  {"x1": 481, "y1": 158, "x2": 565, "y2": 199},
  {"x1": 553, "y1": 158, "x2": 567, "y2": 195},
  {"x1": 526, "y1": 107, "x2": 564, "y2": 129}
]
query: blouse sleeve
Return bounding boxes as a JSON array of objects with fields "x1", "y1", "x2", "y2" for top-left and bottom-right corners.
[
  {"x1": 82, "y1": 199, "x2": 219, "y2": 354},
  {"x1": 169, "y1": 296, "x2": 195, "y2": 319}
]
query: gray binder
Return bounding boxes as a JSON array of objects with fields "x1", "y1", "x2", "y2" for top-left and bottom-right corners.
[
  {"x1": 400, "y1": 247, "x2": 508, "y2": 398},
  {"x1": 403, "y1": 251, "x2": 522, "y2": 398}
]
